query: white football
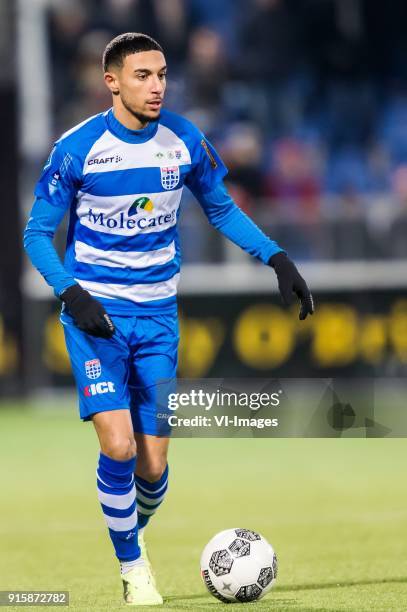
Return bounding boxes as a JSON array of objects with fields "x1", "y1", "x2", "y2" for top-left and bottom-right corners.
[{"x1": 200, "y1": 528, "x2": 277, "y2": 603}]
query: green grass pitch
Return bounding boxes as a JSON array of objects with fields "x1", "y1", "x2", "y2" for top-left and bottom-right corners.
[{"x1": 1, "y1": 403, "x2": 407, "y2": 611}]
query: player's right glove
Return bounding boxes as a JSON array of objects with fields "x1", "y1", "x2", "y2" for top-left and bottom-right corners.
[
  {"x1": 60, "y1": 284, "x2": 115, "y2": 338},
  {"x1": 268, "y1": 252, "x2": 314, "y2": 320}
]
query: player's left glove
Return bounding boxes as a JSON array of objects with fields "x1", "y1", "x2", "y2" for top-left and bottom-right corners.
[{"x1": 268, "y1": 252, "x2": 314, "y2": 320}]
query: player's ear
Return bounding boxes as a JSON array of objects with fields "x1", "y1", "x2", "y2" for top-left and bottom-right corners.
[{"x1": 104, "y1": 71, "x2": 120, "y2": 96}]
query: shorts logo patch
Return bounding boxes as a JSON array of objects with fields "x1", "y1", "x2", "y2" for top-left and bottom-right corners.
[
  {"x1": 84, "y1": 381, "x2": 115, "y2": 397},
  {"x1": 161, "y1": 166, "x2": 180, "y2": 190},
  {"x1": 85, "y1": 358, "x2": 102, "y2": 380}
]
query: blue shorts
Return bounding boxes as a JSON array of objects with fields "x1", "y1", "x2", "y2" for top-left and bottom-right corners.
[{"x1": 60, "y1": 311, "x2": 179, "y2": 435}]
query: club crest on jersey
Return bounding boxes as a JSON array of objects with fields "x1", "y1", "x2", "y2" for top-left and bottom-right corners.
[
  {"x1": 85, "y1": 358, "x2": 101, "y2": 380},
  {"x1": 161, "y1": 166, "x2": 180, "y2": 190}
]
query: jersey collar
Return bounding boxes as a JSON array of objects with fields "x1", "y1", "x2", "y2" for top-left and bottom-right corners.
[{"x1": 105, "y1": 108, "x2": 159, "y2": 144}]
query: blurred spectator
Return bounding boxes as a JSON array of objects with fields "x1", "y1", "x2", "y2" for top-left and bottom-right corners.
[
  {"x1": 88, "y1": 0, "x2": 191, "y2": 67},
  {"x1": 389, "y1": 165, "x2": 407, "y2": 258},
  {"x1": 219, "y1": 123, "x2": 264, "y2": 214},
  {"x1": 58, "y1": 30, "x2": 112, "y2": 130},
  {"x1": 365, "y1": 143, "x2": 391, "y2": 193},
  {"x1": 305, "y1": 0, "x2": 369, "y2": 80},
  {"x1": 237, "y1": 0, "x2": 309, "y2": 133},
  {"x1": 325, "y1": 147, "x2": 370, "y2": 197},
  {"x1": 380, "y1": 94, "x2": 407, "y2": 164},
  {"x1": 183, "y1": 28, "x2": 228, "y2": 131},
  {"x1": 48, "y1": 0, "x2": 89, "y2": 113},
  {"x1": 190, "y1": 0, "x2": 243, "y2": 55},
  {"x1": 240, "y1": 0, "x2": 306, "y2": 81},
  {"x1": 263, "y1": 138, "x2": 323, "y2": 221}
]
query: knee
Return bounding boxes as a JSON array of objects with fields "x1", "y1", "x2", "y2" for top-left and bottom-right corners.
[
  {"x1": 103, "y1": 436, "x2": 137, "y2": 462},
  {"x1": 137, "y1": 461, "x2": 167, "y2": 483}
]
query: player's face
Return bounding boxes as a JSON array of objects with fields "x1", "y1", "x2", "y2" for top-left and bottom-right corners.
[{"x1": 105, "y1": 51, "x2": 166, "y2": 125}]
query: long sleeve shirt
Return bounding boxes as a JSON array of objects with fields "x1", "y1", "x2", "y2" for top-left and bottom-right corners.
[{"x1": 24, "y1": 108, "x2": 282, "y2": 315}]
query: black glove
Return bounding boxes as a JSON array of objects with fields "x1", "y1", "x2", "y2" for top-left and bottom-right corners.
[
  {"x1": 60, "y1": 284, "x2": 115, "y2": 338},
  {"x1": 268, "y1": 252, "x2": 314, "y2": 320}
]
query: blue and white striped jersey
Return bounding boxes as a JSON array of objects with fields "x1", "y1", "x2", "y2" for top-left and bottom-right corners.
[{"x1": 34, "y1": 108, "x2": 227, "y2": 314}]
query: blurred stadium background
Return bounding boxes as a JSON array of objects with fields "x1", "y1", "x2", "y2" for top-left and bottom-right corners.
[
  {"x1": 1, "y1": 0, "x2": 407, "y2": 394},
  {"x1": 1, "y1": 3, "x2": 407, "y2": 610},
  {"x1": 6, "y1": 0, "x2": 407, "y2": 396}
]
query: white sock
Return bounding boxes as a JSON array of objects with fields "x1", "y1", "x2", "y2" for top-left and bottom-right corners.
[{"x1": 120, "y1": 557, "x2": 145, "y2": 575}]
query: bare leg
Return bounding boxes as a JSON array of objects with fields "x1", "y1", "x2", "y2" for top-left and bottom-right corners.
[
  {"x1": 134, "y1": 433, "x2": 170, "y2": 482},
  {"x1": 92, "y1": 409, "x2": 137, "y2": 460}
]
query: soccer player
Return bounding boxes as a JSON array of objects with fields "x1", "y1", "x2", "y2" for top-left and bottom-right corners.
[{"x1": 24, "y1": 33, "x2": 314, "y2": 606}]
